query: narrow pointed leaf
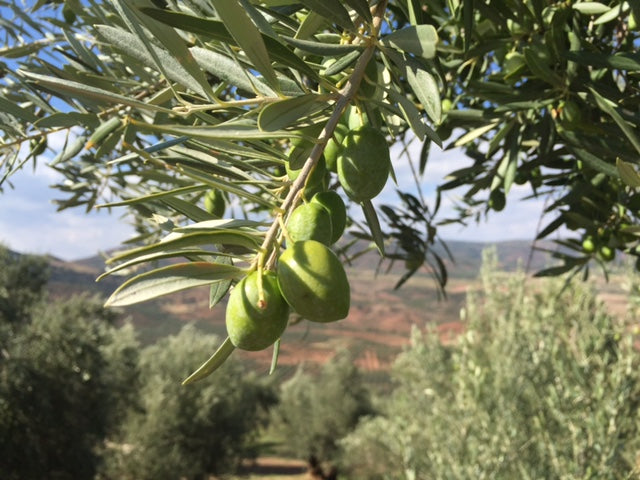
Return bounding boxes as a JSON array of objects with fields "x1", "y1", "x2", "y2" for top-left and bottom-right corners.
[
  {"x1": 572, "y1": 2, "x2": 611, "y2": 14},
  {"x1": 258, "y1": 94, "x2": 332, "y2": 131},
  {"x1": 454, "y1": 122, "x2": 498, "y2": 147},
  {"x1": 380, "y1": 25, "x2": 438, "y2": 59},
  {"x1": 344, "y1": 0, "x2": 372, "y2": 22},
  {"x1": 20, "y1": 71, "x2": 172, "y2": 113},
  {"x1": 210, "y1": 256, "x2": 234, "y2": 308},
  {"x1": 0, "y1": 95, "x2": 38, "y2": 122},
  {"x1": 96, "y1": 25, "x2": 210, "y2": 98},
  {"x1": 298, "y1": 0, "x2": 355, "y2": 31},
  {"x1": 105, "y1": 262, "x2": 245, "y2": 307},
  {"x1": 616, "y1": 159, "x2": 640, "y2": 187},
  {"x1": 361, "y1": 199, "x2": 385, "y2": 255},
  {"x1": 190, "y1": 46, "x2": 276, "y2": 96},
  {"x1": 106, "y1": 231, "x2": 261, "y2": 265},
  {"x1": 129, "y1": 118, "x2": 300, "y2": 140},
  {"x1": 405, "y1": 66, "x2": 441, "y2": 124},
  {"x1": 590, "y1": 87, "x2": 640, "y2": 155},
  {"x1": 282, "y1": 36, "x2": 361, "y2": 55},
  {"x1": 182, "y1": 337, "x2": 236, "y2": 385},
  {"x1": 212, "y1": 0, "x2": 279, "y2": 90},
  {"x1": 269, "y1": 338, "x2": 281, "y2": 375},
  {"x1": 130, "y1": 3, "x2": 217, "y2": 100},
  {"x1": 140, "y1": 8, "x2": 319, "y2": 80},
  {"x1": 524, "y1": 46, "x2": 563, "y2": 87}
]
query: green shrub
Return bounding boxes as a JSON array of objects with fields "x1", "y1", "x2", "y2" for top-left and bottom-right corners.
[
  {"x1": 341, "y1": 251, "x2": 640, "y2": 479},
  {"x1": 270, "y1": 350, "x2": 374, "y2": 466},
  {"x1": 0, "y1": 295, "x2": 139, "y2": 480},
  {"x1": 101, "y1": 325, "x2": 277, "y2": 480}
]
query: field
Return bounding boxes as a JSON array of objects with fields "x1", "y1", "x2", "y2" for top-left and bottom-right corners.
[
  {"x1": 38, "y1": 241, "x2": 636, "y2": 479},
  {"x1": 45, "y1": 239, "x2": 632, "y2": 378}
]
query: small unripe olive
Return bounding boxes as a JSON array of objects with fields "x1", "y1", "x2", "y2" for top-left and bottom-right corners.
[
  {"x1": 204, "y1": 190, "x2": 226, "y2": 218},
  {"x1": 488, "y1": 189, "x2": 506, "y2": 212},
  {"x1": 582, "y1": 236, "x2": 596, "y2": 253},
  {"x1": 225, "y1": 271, "x2": 289, "y2": 351},
  {"x1": 598, "y1": 245, "x2": 615, "y2": 262},
  {"x1": 324, "y1": 123, "x2": 349, "y2": 172}
]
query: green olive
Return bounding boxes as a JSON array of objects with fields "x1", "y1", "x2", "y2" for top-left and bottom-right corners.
[
  {"x1": 287, "y1": 202, "x2": 333, "y2": 245},
  {"x1": 488, "y1": 189, "x2": 506, "y2": 212},
  {"x1": 286, "y1": 157, "x2": 329, "y2": 201},
  {"x1": 582, "y1": 236, "x2": 596, "y2": 253},
  {"x1": 204, "y1": 190, "x2": 226, "y2": 218},
  {"x1": 311, "y1": 191, "x2": 347, "y2": 244},
  {"x1": 225, "y1": 270, "x2": 289, "y2": 351},
  {"x1": 337, "y1": 126, "x2": 390, "y2": 202},
  {"x1": 277, "y1": 240, "x2": 350, "y2": 322},
  {"x1": 598, "y1": 245, "x2": 615, "y2": 262},
  {"x1": 324, "y1": 123, "x2": 349, "y2": 173}
]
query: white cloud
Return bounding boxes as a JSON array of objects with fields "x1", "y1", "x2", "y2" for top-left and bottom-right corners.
[{"x1": 0, "y1": 165, "x2": 134, "y2": 260}]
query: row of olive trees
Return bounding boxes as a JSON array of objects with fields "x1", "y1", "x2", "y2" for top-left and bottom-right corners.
[
  {"x1": 0, "y1": 246, "x2": 278, "y2": 480},
  {"x1": 340, "y1": 251, "x2": 640, "y2": 479},
  {"x1": 4, "y1": 245, "x2": 640, "y2": 479}
]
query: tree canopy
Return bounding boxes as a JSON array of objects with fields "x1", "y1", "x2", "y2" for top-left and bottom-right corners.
[{"x1": 2, "y1": 0, "x2": 640, "y2": 376}]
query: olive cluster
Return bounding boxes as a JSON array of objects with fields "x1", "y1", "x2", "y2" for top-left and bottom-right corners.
[{"x1": 220, "y1": 118, "x2": 391, "y2": 352}]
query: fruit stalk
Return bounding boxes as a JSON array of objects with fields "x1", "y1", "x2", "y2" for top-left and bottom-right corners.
[{"x1": 259, "y1": 0, "x2": 389, "y2": 270}]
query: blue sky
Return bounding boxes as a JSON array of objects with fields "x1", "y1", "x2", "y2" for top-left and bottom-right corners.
[{"x1": 0, "y1": 140, "x2": 548, "y2": 261}]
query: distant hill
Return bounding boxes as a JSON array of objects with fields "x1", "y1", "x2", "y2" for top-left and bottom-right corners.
[{"x1": 16, "y1": 239, "x2": 560, "y2": 376}]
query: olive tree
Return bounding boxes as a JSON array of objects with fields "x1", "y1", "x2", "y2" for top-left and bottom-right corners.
[
  {"x1": 100, "y1": 325, "x2": 277, "y2": 480},
  {"x1": 269, "y1": 351, "x2": 374, "y2": 470},
  {"x1": 2, "y1": 0, "x2": 640, "y2": 375},
  {"x1": 340, "y1": 251, "x2": 640, "y2": 479},
  {"x1": 0, "y1": 293, "x2": 140, "y2": 480}
]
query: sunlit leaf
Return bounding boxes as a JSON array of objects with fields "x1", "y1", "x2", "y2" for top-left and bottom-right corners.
[
  {"x1": 140, "y1": 8, "x2": 319, "y2": 80},
  {"x1": 258, "y1": 94, "x2": 332, "y2": 131},
  {"x1": 105, "y1": 262, "x2": 245, "y2": 307},
  {"x1": 96, "y1": 24, "x2": 211, "y2": 99},
  {"x1": 572, "y1": 2, "x2": 610, "y2": 14},
  {"x1": 616, "y1": 159, "x2": 640, "y2": 188},
  {"x1": 405, "y1": 66, "x2": 441, "y2": 124},
  {"x1": 19, "y1": 71, "x2": 172, "y2": 113},
  {"x1": 212, "y1": 0, "x2": 279, "y2": 91},
  {"x1": 182, "y1": 337, "x2": 236, "y2": 385},
  {"x1": 106, "y1": 231, "x2": 261, "y2": 265},
  {"x1": 380, "y1": 25, "x2": 438, "y2": 59}
]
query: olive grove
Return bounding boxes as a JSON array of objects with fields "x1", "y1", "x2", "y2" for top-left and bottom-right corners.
[{"x1": 2, "y1": 0, "x2": 640, "y2": 376}]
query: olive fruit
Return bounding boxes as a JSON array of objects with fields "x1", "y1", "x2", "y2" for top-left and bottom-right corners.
[
  {"x1": 277, "y1": 240, "x2": 350, "y2": 322},
  {"x1": 598, "y1": 245, "x2": 615, "y2": 262},
  {"x1": 582, "y1": 236, "x2": 596, "y2": 253},
  {"x1": 225, "y1": 270, "x2": 289, "y2": 351},
  {"x1": 286, "y1": 157, "x2": 329, "y2": 201},
  {"x1": 204, "y1": 189, "x2": 226, "y2": 218},
  {"x1": 287, "y1": 202, "x2": 333, "y2": 245},
  {"x1": 311, "y1": 191, "x2": 347, "y2": 244},
  {"x1": 488, "y1": 189, "x2": 506, "y2": 212},
  {"x1": 324, "y1": 123, "x2": 349, "y2": 172},
  {"x1": 337, "y1": 126, "x2": 390, "y2": 202}
]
